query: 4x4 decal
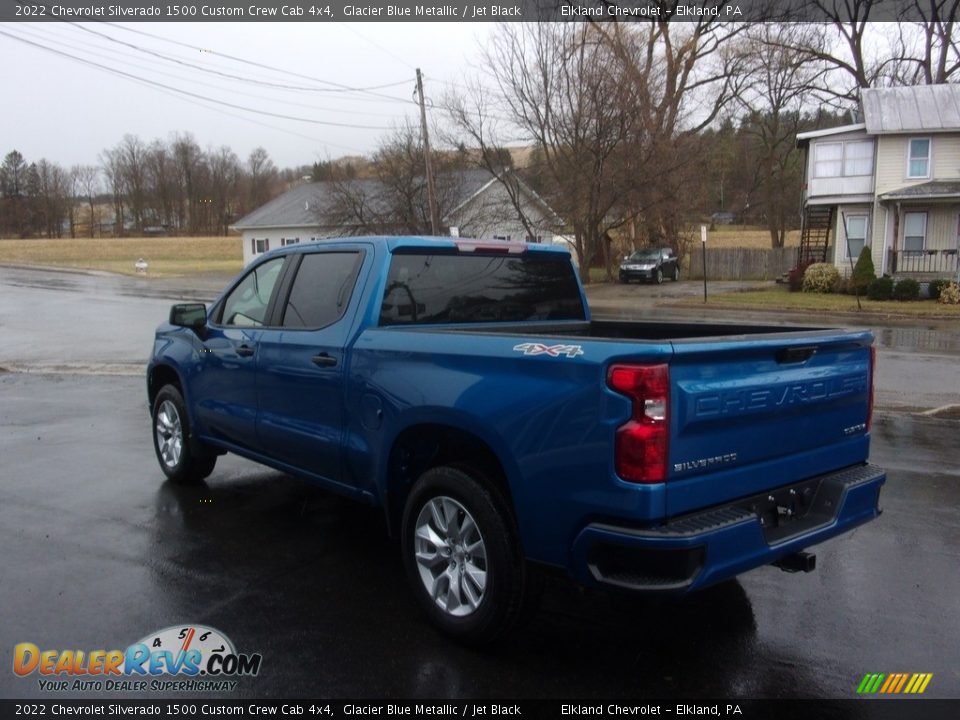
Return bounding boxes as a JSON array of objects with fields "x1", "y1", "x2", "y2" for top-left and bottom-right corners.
[{"x1": 512, "y1": 342, "x2": 584, "y2": 358}]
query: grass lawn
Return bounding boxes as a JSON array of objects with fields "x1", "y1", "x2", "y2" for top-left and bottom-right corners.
[
  {"x1": 678, "y1": 286, "x2": 960, "y2": 317},
  {"x1": 0, "y1": 237, "x2": 243, "y2": 277}
]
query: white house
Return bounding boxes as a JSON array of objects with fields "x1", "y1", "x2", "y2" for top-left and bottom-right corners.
[
  {"x1": 231, "y1": 168, "x2": 564, "y2": 266},
  {"x1": 797, "y1": 84, "x2": 960, "y2": 279}
]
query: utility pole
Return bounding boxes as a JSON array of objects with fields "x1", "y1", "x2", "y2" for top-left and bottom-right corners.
[{"x1": 416, "y1": 68, "x2": 440, "y2": 236}]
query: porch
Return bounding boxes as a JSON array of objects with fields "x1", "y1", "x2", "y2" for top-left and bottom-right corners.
[
  {"x1": 879, "y1": 182, "x2": 960, "y2": 278},
  {"x1": 888, "y1": 248, "x2": 959, "y2": 277}
]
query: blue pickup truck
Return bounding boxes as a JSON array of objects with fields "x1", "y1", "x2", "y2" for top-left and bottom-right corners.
[{"x1": 147, "y1": 237, "x2": 884, "y2": 643}]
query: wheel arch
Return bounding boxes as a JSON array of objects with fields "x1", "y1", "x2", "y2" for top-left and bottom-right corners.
[
  {"x1": 383, "y1": 422, "x2": 516, "y2": 541},
  {"x1": 147, "y1": 362, "x2": 184, "y2": 408}
]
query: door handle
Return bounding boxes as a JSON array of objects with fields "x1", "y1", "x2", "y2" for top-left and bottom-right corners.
[
  {"x1": 311, "y1": 353, "x2": 337, "y2": 367},
  {"x1": 235, "y1": 344, "x2": 255, "y2": 357}
]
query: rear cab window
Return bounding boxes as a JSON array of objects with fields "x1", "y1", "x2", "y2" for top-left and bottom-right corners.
[{"x1": 379, "y1": 251, "x2": 585, "y2": 326}]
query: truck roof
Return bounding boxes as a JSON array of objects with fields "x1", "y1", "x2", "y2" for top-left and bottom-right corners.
[{"x1": 261, "y1": 235, "x2": 570, "y2": 260}]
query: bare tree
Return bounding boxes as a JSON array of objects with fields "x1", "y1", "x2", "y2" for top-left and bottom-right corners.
[
  {"x1": 896, "y1": 0, "x2": 960, "y2": 84},
  {"x1": 247, "y1": 147, "x2": 279, "y2": 212},
  {"x1": 442, "y1": 79, "x2": 548, "y2": 243},
  {"x1": 100, "y1": 146, "x2": 125, "y2": 236},
  {"x1": 325, "y1": 122, "x2": 468, "y2": 235},
  {"x1": 171, "y1": 133, "x2": 203, "y2": 234},
  {"x1": 25, "y1": 159, "x2": 70, "y2": 238},
  {"x1": 73, "y1": 164, "x2": 100, "y2": 238},
  {"x1": 208, "y1": 146, "x2": 241, "y2": 236},
  {"x1": 1, "y1": 150, "x2": 28, "y2": 237},
  {"x1": 120, "y1": 135, "x2": 148, "y2": 235},
  {"x1": 737, "y1": 24, "x2": 827, "y2": 247},
  {"x1": 145, "y1": 141, "x2": 176, "y2": 230}
]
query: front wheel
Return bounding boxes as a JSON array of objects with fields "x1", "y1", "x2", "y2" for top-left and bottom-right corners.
[
  {"x1": 152, "y1": 385, "x2": 216, "y2": 485},
  {"x1": 401, "y1": 465, "x2": 536, "y2": 645},
  {"x1": 655, "y1": 268, "x2": 664, "y2": 284},
  {"x1": 673, "y1": 265, "x2": 680, "y2": 281}
]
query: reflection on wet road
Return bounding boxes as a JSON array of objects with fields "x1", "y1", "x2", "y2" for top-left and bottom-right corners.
[{"x1": 1, "y1": 374, "x2": 957, "y2": 700}]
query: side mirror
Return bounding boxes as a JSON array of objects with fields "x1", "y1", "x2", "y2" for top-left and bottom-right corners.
[{"x1": 169, "y1": 303, "x2": 207, "y2": 332}]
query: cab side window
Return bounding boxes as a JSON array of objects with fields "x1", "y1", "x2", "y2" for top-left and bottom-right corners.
[
  {"x1": 281, "y1": 252, "x2": 363, "y2": 328},
  {"x1": 221, "y1": 257, "x2": 285, "y2": 327}
]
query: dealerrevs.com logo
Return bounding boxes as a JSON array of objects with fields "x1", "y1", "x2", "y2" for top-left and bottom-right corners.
[{"x1": 13, "y1": 625, "x2": 262, "y2": 693}]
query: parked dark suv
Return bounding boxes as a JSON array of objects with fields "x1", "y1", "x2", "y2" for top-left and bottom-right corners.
[{"x1": 619, "y1": 248, "x2": 680, "y2": 284}]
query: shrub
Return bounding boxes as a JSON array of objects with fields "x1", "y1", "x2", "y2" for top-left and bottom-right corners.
[
  {"x1": 938, "y1": 282, "x2": 960, "y2": 305},
  {"x1": 833, "y1": 276, "x2": 851, "y2": 295},
  {"x1": 928, "y1": 278, "x2": 952, "y2": 300},
  {"x1": 850, "y1": 246, "x2": 876, "y2": 294},
  {"x1": 892, "y1": 278, "x2": 921, "y2": 301},
  {"x1": 802, "y1": 263, "x2": 841, "y2": 293},
  {"x1": 867, "y1": 276, "x2": 894, "y2": 301},
  {"x1": 788, "y1": 261, "x2": 813, "y2": 292}
]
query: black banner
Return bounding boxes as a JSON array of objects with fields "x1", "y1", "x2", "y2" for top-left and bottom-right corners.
[
  {"x1": 1, "y1": 700, "x2": 960, "y2": 720},
  {"x1": 0, "y1": 0, "x2": 933, "y2": 24}
]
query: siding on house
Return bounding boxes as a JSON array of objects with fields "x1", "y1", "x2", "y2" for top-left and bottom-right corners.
[
  {"x1": 831, "y1": 203, "x2": 875, "y2": 272},
  {"x1": 874, "y1": 135, "x2": 960, "y2": 195},
  {"x1": 447, "y1": 179, "x2": 557, "y2": 243}
]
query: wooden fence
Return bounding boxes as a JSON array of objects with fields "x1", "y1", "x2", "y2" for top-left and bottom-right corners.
[{"x1": 684, "y1": 246, "x2": 817, "y2": 281}]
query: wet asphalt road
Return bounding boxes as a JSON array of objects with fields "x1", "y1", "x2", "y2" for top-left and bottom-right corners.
[
  {"x1": 1, "y1": 264, "x2": 959, "y2": 703},
  {"x1": 1, "y1": 373, "x2": 959, "y2": 701}
]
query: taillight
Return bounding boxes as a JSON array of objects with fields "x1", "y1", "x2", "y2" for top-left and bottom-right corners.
[
  {"x1": 867, "y1": 345, "x2": 876, "y2": 430},
  {"x1": 607, "y1": 364, "x2": 670, "y2": 483}
]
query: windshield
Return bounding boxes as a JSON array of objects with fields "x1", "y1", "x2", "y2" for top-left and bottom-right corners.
[{"x1": 628, "y1": 250, "x2": 660, "y2": 262}]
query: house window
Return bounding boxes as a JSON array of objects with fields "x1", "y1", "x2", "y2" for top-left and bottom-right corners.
[
  {"x1": 908, "y1": 138, "x2": 930, "y2": 178},
  {"x1": 492, "y1": 234, "x2": 512, "y2": 241},
  {"x1": 814, "y1": 140, "x2": 874, "y2": 178},
  {"x1": 843, "y1": 141, "x2": 874, "y2": 176},
  {"x1": 281, "y1": 237, "x2": 300, "y2": 247},
  {"x1": 813, "y1": 143, "x2": 843, "y2": 178},
  {"x1": 903, "y1": 212, "x2": 927, "y2": 252},
  {"x1": 252, "y1": 238, "x2": 269, "y2": 254},
  {"x1": 844, "y1": 215, "x2": 868, "y2": 259}
]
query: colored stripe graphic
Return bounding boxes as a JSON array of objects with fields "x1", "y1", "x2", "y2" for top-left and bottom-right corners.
[{"x1": 857, "y1": 673, "x2": 933, "y2": 694}]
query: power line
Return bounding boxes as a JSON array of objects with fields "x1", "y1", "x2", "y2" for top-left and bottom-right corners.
[
  {"x1": 15, "y1": 24, "x2": 413, "y2": 120},
  {"x1": 0, "y1": 29, "x2": 398, "y2": 131},
  {"x1": 337, "y1": 23, "x2": 417, "y2": 72},
  {"x1": 74, "y1": 23, "x2": 406, "y2": 95},
  {"x1": 100, "y1": 21, "x2": 418, "y2": 104}
]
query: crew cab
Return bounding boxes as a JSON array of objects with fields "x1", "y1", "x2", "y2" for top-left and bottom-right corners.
[{"x1": 147, "y1": 237, "x2": 884, "y2": 644}]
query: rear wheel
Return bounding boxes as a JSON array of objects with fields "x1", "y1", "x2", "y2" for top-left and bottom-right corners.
[
  {"x1": 655, "y1": 268, "x2": 664, "y2": 284},
  {"x1": 401, "y1": 465, "x2": 537, "y2": 645},
  {"x1": 152, "y1": 385, "x2": 216, "y2": 484}
]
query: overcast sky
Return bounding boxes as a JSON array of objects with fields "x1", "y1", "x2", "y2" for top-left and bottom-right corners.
[{"x1": 0, "y1": 22, "x2": 495, "y2": 170}]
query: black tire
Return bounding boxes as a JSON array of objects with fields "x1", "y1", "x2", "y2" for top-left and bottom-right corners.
[
  {"x1": 152, "y1": 384, "x2": 217, "y2": 485},
  {"x1": 401, "y1": 465, "x2": 536, "y2": 645},
  {"x1": 673, "y1": 265, "x2": 680, "y2": 282},
  {"x1": 655, "y1": 268, "x2": 664, "y2": 284}
]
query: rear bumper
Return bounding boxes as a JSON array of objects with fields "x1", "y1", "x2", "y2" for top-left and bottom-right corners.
[{"x1": 569, "y1": 463, "x2": 885, "y2": 593}]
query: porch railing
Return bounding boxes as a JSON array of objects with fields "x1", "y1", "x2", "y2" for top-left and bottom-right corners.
[{"x1": 888, "y1": 249, "x2": 959, "y2": 275}]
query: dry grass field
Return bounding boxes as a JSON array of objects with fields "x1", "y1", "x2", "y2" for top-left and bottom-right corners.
[
  {"x1": 0, "y1": 227, "x2": 795, "y2": 279},
  {"x1": 0, "y1": 236, "x2": 243, "y2": 277}
]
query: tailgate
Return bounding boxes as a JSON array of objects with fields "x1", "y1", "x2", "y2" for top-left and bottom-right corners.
[{"x1": 665, "y1": 330, "x2": 874, "y2": 516}]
